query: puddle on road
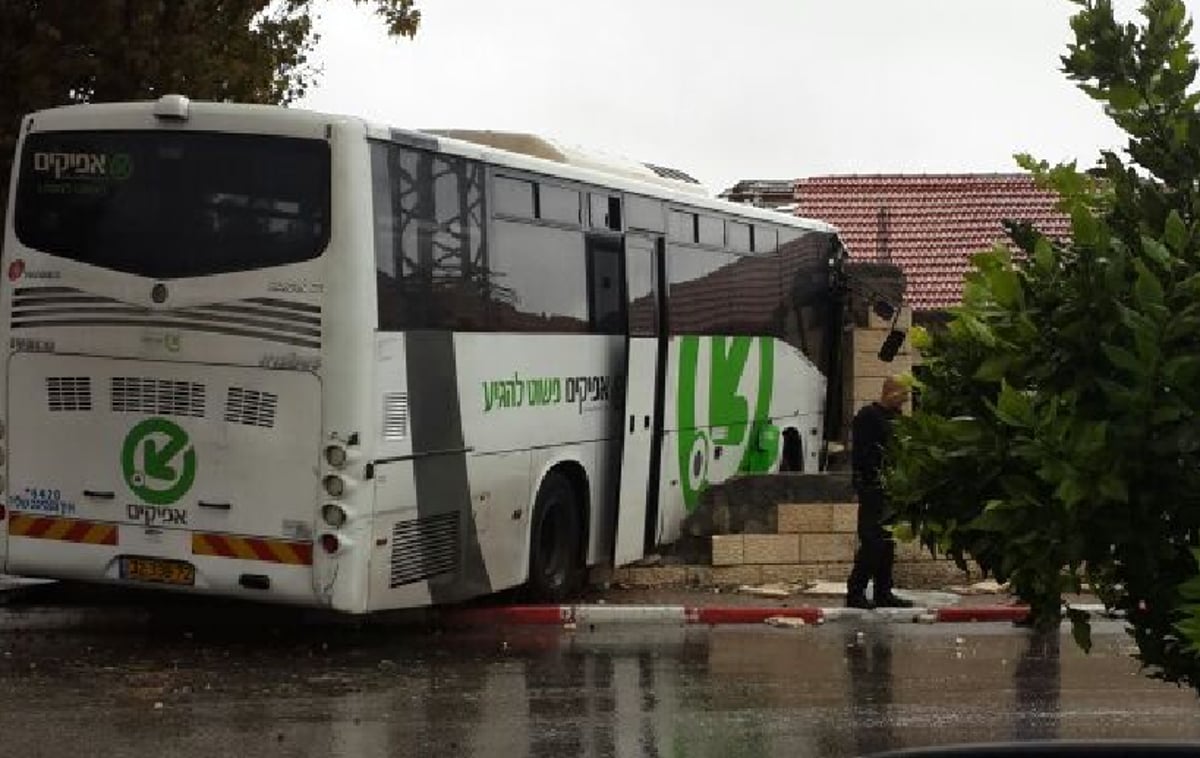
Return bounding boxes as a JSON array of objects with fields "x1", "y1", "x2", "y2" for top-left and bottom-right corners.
[{"x1": 0, "y1": 616, "x2": 1195, "y2": 757}]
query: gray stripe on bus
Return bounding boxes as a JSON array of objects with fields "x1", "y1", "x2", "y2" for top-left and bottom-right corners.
[{"x1": 403, "y1": 330, "x2": 492, "y2": 603}]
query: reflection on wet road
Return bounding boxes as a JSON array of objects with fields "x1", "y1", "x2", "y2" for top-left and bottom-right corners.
[{"x1": 0, "y1": 613, "x2": 1195, "y2": 758}]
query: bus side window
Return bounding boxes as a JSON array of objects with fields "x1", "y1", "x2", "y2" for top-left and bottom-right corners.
[
  {"x1": 371, "y1": 141, "x2": 488, "y2": 331},
  {"x1": 586, "y1": 238, "x2": 624, "y2": 334}
]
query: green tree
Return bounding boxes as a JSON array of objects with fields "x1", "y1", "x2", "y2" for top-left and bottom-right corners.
[
  {"x1": 0, "y1": 0, "x2": 420, "y2": 222},
  {"x1": 887, "y1": 0, "x2": 1200, "y2": 690}
]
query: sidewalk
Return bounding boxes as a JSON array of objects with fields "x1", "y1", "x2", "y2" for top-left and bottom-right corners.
[{"x1": 443, "y1": 584, "x2": 1111, "y2": 628}]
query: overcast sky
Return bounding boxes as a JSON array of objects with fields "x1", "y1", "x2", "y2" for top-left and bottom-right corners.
[{"x1": 299, "y1": 0, "x2": 1174, "y2": 194}]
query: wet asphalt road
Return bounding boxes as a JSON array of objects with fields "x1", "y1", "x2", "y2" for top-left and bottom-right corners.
[{"x1": 0, "y1": 604, "x2": 1196, "y2": 758}]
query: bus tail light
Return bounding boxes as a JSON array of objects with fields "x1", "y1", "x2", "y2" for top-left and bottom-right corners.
[
  {"x1": 324, "y1": 445, "x2": 348, "y2": 469},
  {"x1": 322, "y1": 475, "x2": 347, "y2": 498},
  {"x1": 320, "y1": 534, "x2": 340, "y2": 555},
  {"x1": 321, "y1": 503, "x2": 347, "y2": 528}
]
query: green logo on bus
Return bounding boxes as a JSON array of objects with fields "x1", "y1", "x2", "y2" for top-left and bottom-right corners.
[
  {"x1": 677, "y1": 336, "x2": 779, "y2": 512},
  {"x1": 121, "y1": 418, "x2": 196, "y2": 506}
]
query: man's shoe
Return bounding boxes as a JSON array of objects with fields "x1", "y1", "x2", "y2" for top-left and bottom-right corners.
[
  {"x1": 846, "y1": 594, "x2": 874, "y2": 609},
  {"x1": 874, "y1": 593, "x2": 914, "y2": 608}
]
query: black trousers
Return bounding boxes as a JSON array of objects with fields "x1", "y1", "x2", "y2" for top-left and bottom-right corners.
[{"x1": 847, "y1": 485, "x2": 895, "y2": 599}]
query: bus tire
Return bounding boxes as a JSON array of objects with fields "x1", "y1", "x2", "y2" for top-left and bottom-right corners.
[{"x1": 526, "y1": 471, "x2": 585, "y2": 603}]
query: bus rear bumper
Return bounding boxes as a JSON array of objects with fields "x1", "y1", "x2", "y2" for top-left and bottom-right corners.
[{"x1": 5, "y1": 532, "x2": 327, "y2": 608}]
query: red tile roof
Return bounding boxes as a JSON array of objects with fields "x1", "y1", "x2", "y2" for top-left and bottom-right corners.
[{"x1": 793, "y1": 174, "x2": 1070, "y2": 311}]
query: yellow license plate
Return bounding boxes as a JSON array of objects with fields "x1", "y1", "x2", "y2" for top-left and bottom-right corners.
[{"x1": 120, "y1": 556, "x2": 195, "y2": 586}]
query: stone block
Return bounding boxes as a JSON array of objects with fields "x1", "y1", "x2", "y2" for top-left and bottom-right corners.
[
  {"x1": 711, "y1": 565, "x2": 763, "y2": 586},
  {"x1": 611, "y1": 566, "x2": 688, "y2": 588},
  {"x1": 759, "y1": 562, "x2": 855, "y2": 584},
  {"x1": 742, "y1": 534, "x2": 800, "y2": 564},
  {"x1": 685, "y1": 565, "x2": 713, "y2": 586},
  {"x1": 866, "y1": 307, "x2": 913, "y2": 330},
  {"x1": 776, "y1": 503, "x2": 834, "y2": 534},
  {"x1": 831, "y1": 504, "x2": 859, "y2": 533},
  {"x1": 854, "y1": 352, "x2": 914, "y2": 380},
  {"x1": 799, "y1": 533, "x2": 859, "y2": 563},
  {"x1": 710, "y1": 535, "x2": 744, "y2": 566},
  {"x1": 854, "y1": 327, "x2": 911, "y2": 354},
  {"x1": 894, "y1": 561, "x2": 972, "y2": 588},
  {"x1": 895, "y1": 539, "x2": 934, "y2": 562},
  {"x1": 756, "y1": 564, "x2": 813, "y2": 585}
]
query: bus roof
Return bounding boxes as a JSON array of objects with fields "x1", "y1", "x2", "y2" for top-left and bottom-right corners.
[{"x1": 23, "y1": 97, "x2": 838, "y2": 236}]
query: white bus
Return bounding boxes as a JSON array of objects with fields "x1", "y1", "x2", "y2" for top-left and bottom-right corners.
[{"x1": 0, "y1": 96, "x2": 846, "y2": 613}]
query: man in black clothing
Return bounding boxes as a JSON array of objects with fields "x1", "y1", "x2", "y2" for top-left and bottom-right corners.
[{"x1": 846, "y1": 376, "x2": 913, "y2": 609}]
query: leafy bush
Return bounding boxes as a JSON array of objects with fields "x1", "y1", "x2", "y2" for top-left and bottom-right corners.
[{"x1": 887, "y1": 0, "x2": 1200, "y2": 689}]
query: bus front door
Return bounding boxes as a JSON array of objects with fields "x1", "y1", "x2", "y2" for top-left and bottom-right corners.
[{"x1": 614, "y1": 233, "x2": 666, "y2": 566}]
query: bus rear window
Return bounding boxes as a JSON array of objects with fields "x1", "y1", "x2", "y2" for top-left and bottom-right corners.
[{"x1": 14, "y1": 131, "x2": 330, "y2": 278}]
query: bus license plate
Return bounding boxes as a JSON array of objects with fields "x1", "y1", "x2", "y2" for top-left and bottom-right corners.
[{"x1": 120, "y1": 556, "x2": 195, "y2": 586}]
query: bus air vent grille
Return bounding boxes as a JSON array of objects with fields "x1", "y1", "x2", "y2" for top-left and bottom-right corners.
[
  {"x1": 112, "y1": 377, "x2": 205, "y2": 417},
  {"x1": 225, "y1": 387, "x2": 278, "y2": 428},
  {"x1": 383, "y1": 393, "x2": 408, "y2": 440},
  {"x1": 46, "y1": 377, "x2": 93, "y2": 412},
  {"x1": 11, "y1": 287, "x2": 322, "y2": 351},
  {"x1": 389, "y1": 512, "x2": 460, "y2": 587}
]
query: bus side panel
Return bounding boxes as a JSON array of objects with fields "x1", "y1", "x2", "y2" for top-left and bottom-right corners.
[
  {"x1": 468, "y1": 450, "x2": 532, "y2": 593},
  {"x1": 455, "y1": 332, "x2": 622, "y2": 567},
  {"x1": 658, "y1": 334, "x2": 807, "y2": 545},
  {"x1": 772, "y1": 341, "x2": 827, "y2": 473}
]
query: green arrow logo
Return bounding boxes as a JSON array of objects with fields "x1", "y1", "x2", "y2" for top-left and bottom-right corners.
[{"x1": 121, "y1": 418, "x2": 196, "y2": 505}]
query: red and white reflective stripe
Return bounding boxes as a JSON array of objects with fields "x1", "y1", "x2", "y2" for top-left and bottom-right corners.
[
  {"x1": 442, "y1": 603, "x2": 1118, "y2": 627},
  {"x1": 444, "y1": 604, "x2": 823, "y2": 626}
]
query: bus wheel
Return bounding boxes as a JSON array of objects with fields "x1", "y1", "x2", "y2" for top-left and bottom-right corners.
[{"x1": 526, "y1": 471, "x2": 584, "y2": 603}]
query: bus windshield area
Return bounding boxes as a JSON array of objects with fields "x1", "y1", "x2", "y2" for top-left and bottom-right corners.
[{"x1": 13, "y1": 130, "x2": 330, "y2": 278}]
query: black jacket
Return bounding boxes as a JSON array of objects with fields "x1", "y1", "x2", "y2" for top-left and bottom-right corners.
[{"x1": 852, "y1": 402, "x2": 899, "y2": 489}]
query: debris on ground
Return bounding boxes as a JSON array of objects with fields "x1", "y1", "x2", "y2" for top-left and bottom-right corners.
[
  {"x1": 764, "y1": 616, "x2": 807, "y2": 629},
  {"x1": 736, "y1": 581, "x2": 814, "y2": 598},
  {"x1": 632, "y1": 554, "x2": 663, "y2": 567},
  {"x1": 797, "y1": 581, "x2": 848, "y2": 595},
  {"x1": 945, "y1": 579, "x2": 1009, "y2": 596}
]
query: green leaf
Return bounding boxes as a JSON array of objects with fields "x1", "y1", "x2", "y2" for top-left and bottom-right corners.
[
  {"x1": 889, "y1": 522, "x2": 915, "y2": 542},
  {"x1": 1107, "y1": 83, "x2": 1142, "y2": 110},
  {"x1": 1152, "y1": 404, "x2": 1184, "y2": 425},
  {"x1": 995, "y1": 382, "x2": 1034, "y2": 427},
  {"x1": 1165, "y1": 210, "x2": 1189, "y2": 252},
  {"x1": 974, "y1": 355, "x2": 1012, "y2": 382},
  {"x1": 960, "y1": 314, "x2": 998, "y2": 347},
  {"x1": 1141, "y1": 235, "x2": 1171, "y2": 265},
  {"x1": 1164, "y1": 355, "x2": 1200, "y2": 386},
  {"x1": 1071, "y1": 205, "x2": 1100, "y2": 245},
  {"x1": 1055, "y1": 476, "x2": 1087, "y2": 507},
  {"x1": 1097, "y1": 473, "x2": 1129, "y2": 502},
  {"x1": 1133, "y1": 259, "x2": 1166, "y2": 308},
  {"x1": 910, "y1": 325, "x2": 932, "y2": 351},
  {"x1": 1034, "y1": 236, "x2": 1055, "y2": 271},
  {"x1": 1075, "y1": 421, "x2": 1108, "y2": 454},
  {"x1": 1102, "y1": 343, "x2": 1145, "y2": 376},
  {"x1": 988, "y1": 267, "x2": 1022, "y2": 308},
  {"x1": 966, "y1": 507, "x2": 1011, "y2": 533}
]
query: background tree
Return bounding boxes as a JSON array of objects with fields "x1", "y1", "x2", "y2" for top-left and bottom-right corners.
[
  {"x1": 887, "y1": 0, "x2": 1200, "y2": 691},
  {"x1": 0, "y1": 0, "x2": 420, "y2": 223}
]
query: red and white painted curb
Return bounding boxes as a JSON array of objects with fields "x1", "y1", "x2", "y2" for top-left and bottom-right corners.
[{"x1": 443, "y1": 603, "x2": 1119, "y2": 627}]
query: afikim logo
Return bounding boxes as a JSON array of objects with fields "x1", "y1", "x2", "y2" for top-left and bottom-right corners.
[
  {"x1": 121, "y1": 418, "x2": 196, "y2": 506},
  {"x1": 33, "y1": 152, "x2": 133, "y2": 180},
  {"x1": 676, "y1": 336, "x2": 778, "y2": 512}
]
